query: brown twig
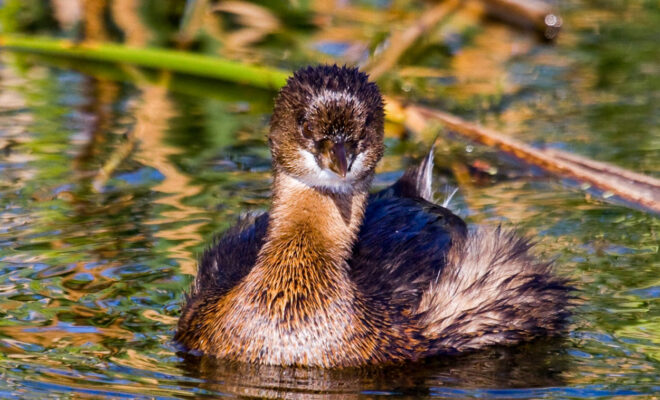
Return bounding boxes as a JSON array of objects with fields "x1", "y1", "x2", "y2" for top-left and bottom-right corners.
[
  {"x1": 365, "y1": 0, "x2": 462, "y2": 80},
  {"x1": 543, "y1": 148, "x2": 660, "y2": 189},
  {"x1": 479, "y1": 0, "x2": 562, "y2": 40},
  {"x1": 387, "y1": 98, "x2": 660, "y2": 212}
]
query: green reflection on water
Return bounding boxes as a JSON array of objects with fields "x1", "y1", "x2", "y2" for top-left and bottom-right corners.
[{"x1": 0, "y1": 0, "x2": 658, "y2": 398}]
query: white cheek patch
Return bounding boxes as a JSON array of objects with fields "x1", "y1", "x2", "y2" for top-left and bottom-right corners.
[
  {"x1": 349, "y1": 152, "x2": 367, "y2": 176},
  {"x1": 295, "y1": 150, "x2": 369, "y2": 193}
]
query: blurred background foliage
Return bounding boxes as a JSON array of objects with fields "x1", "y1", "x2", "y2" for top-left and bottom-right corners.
[{"x1": 0, "y1": 0, "x2": 658, "y2": 398}]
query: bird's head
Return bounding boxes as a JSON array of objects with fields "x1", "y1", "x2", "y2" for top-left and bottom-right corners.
[{"x1": 269, "y1": 65, "x2": 385, "y2": 193}]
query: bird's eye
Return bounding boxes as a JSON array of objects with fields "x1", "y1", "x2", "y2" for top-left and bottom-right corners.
[
  {"x1": 317, "y1": 138, "x2": 333, "y2": 152},
  {"x1": 301, "y1": 121, "x2": 313, "y2": 139}
]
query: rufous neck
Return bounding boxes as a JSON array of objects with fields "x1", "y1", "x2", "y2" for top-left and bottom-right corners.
[{"x1": 257, "y1": 172, "x2": 369, "y2": 269}]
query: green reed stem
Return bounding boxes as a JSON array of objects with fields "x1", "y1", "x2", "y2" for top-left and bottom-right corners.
[{"x1": 0, "y1": 35, "x2": 290, "y2": 90}]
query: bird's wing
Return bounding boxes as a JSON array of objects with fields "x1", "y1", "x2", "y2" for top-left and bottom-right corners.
[
  {"x1": 349, "y1": 144, "x2": 466, "y2": 309},
  {"x1": 190, "y1": 212, "x2": 269, "y2": 297},
  {"x1": 349, "y1": 194, "x2": 466, "y2": 308}
]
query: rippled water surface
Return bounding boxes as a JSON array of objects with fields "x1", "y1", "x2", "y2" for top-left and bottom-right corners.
[{"x1": 0, "y1": 0, "x2": 658, "y2": 398}]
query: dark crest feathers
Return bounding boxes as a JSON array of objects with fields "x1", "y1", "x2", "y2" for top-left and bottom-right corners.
[{"x1": 273, "y1": 64, "x2": 383, "y2": 127}]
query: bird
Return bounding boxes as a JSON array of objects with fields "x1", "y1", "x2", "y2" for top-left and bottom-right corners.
[{"x1": 175, "y1": 65, "x2": 570, "y2": 368}]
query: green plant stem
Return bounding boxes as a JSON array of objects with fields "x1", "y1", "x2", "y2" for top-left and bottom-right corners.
[{"x1": 0, "y1": 35, "x2": 289, "y2": 90}]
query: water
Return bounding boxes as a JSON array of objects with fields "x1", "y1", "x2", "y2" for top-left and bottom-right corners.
[{"x1": 0, "y1": 0, "x2": 658, "y2": 398}]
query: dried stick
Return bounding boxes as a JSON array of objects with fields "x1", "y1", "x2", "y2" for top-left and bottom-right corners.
[
  {"x1": 395, "y1": 100, "x2": 660, "y2": 212},
  {"x1": 543, "y1": 148, "x2": 660, "y2": 189},
  {"x1": 480, "y1": 0, "x2": 562, "y2": 39}
]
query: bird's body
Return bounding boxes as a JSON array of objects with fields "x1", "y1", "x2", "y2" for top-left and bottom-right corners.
[{"x1": 175, "y1": 65, "x2": 570, "y2": 368}]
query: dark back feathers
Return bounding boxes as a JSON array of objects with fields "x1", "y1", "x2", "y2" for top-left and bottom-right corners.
[{"x1": 190, "y1": 154, "x2": 463, "y2": 307}]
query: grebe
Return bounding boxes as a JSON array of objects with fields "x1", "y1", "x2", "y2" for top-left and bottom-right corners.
[{"x1": 175, "y1": 65, "x2": 570, "y2": 368}]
